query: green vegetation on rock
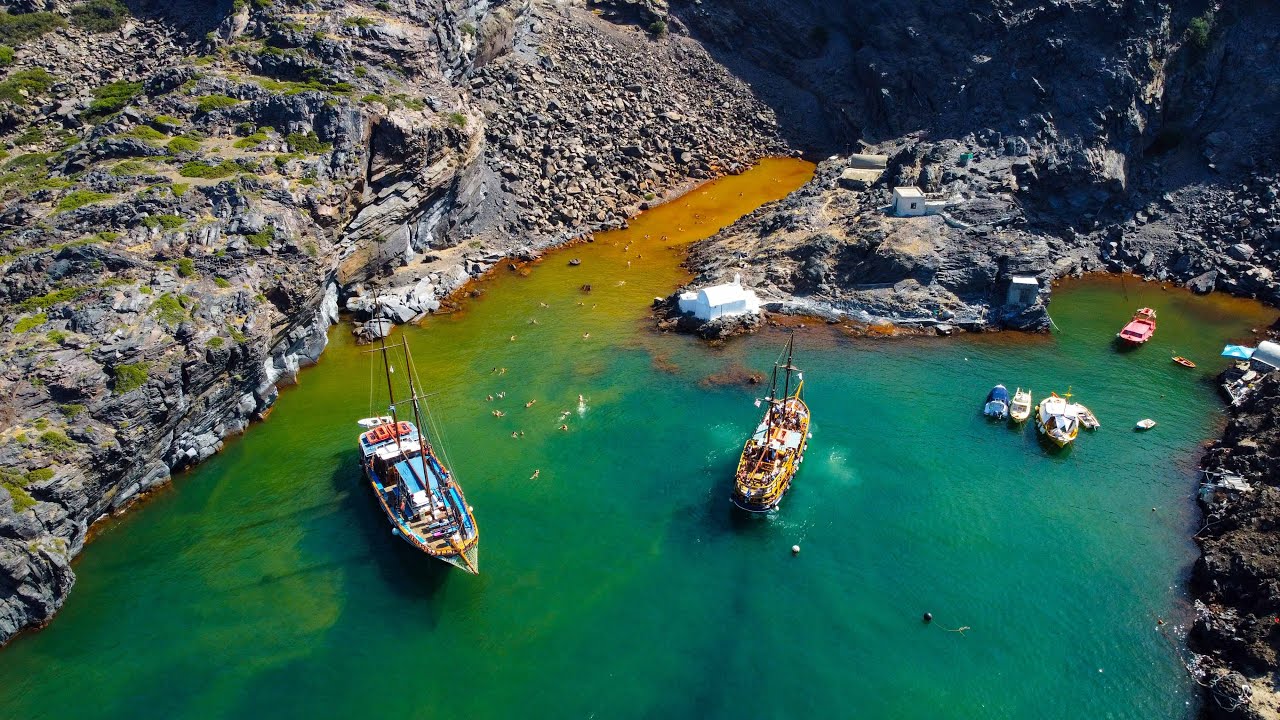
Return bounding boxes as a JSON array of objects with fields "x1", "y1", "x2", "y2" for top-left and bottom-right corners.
[
  {"x1": 39, "y1": 430, "x2": 74, "y2": 452},
  {"x1": 195, "y1": 94, "x2": 240, "y2": 114},
  {"x1": 111, "y1": 362, "x2": 149, "y2": 393},
  {"x1": 0, "y1": 11, "x2": 65, "y2": 44},
  {"x1": 18, "y1": 286, "x2": 89, "y2": 311},
  {"x1": 246, "y1": 226, "x2": 274, "y2": 248},
  {"x1": 176, "y1": 257, "x2": 196, "y2": 277},
  {"x1": 0, "y1": 68, "x2": 54, "y2": 105},
  {"x1": 14, "y1": 313, "x2": 47, "y2": 333},
  {"x1": 167, "y1": 136, "x2": 202, "y2": 155},
  {"x1": 110, "y1": 159, "x2": 154, "y2": 176},
  {"x1": 285, "y1": 131, "x2": 331, "y2": 154},
  {"x1": 0, "y1": 468, "x2": 38, "y2": 512},
  {"x1": 87, "y1": 80, "x2": 142, "y2": 118},
  {"x1": 57, "y1": 190, "x2": 114, "y2": 212},
  {"x1": 150, "y1": 293, "x2": 190, "y2": 324},
  {"x1": 145, "y1": 214, "x2": 186, "y2": 230},
  {"x1": 0, "y1": 45, "x2": 14, "y2": 66},
  {"x1": 179, "y1": 159, "x2": 240, "y2": 179},
  {"x1": 69, "y1": 0, "x2": 130, "y2": 33},
  {"x1": 1188, "y1": 13, "x2": 1214, "y2": 50},
  {"x1": 58, "y1": 404, "x2": 85, "y2": 419}
]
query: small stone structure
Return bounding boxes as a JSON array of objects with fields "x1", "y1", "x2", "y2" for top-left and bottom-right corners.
[
  {"x1": 677, "y1": 274, "x2": 761, "y2": 321},
  {"x1": 1006, "y1": 275, "x2": 1041, "y2": 306},
  {"x1": 892, "y1": 186, "x2": 947, "y2": 217},
  {"x1": 838, "y1": 153, "x2": 888, "y2": 189}
]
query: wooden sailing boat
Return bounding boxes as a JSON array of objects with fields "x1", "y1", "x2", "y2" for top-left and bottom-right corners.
[
  {"x1": 356, "y1": 334, "x2": 479, "y2": 573},
  {"x1": 732, "y1": 335, "x2": 811, "y2": 512}
]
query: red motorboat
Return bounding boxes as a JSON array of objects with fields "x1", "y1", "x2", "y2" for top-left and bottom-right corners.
[{"x1": 1116, "y1": 307, "x2": 1157, "y2": 345}]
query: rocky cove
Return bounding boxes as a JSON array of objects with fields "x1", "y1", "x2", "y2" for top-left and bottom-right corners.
[{"x1": 0, "y1": 0, "x2": 1278, "y2": 717}]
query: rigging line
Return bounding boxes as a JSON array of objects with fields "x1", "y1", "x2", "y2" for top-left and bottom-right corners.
[
  {"x1": 405, "y1": 343, "x2": 456, "y2": 475},
  {"x1": 368, "y1": 346, "x2": 376, "y2": 418}
]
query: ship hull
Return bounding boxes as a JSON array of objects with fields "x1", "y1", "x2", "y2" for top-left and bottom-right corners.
[
  {"x1": 732, "y1": 397, "x2": 810, "y2": 513},
  {"x1": 366, "y1": 472, "x2": 480, "y2": 574}
]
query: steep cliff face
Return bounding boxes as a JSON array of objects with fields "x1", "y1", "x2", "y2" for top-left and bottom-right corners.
[
  {"x1": 0, "y1": 0, "x2": 787, "y2": 643},
  {"x1": 673, "y1": 0, "x2": 1279, "y2": 334}
]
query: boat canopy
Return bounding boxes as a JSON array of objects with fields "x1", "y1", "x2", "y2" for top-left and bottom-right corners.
[{"x1": 987, "y1": 385, "x2": 1010, "y2": 403}]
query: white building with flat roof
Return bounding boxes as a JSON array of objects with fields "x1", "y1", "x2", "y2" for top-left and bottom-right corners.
[
  {"x1": 1006, "y1": 276, "x2": 1040, "y2": 306},
  {"x1": 892, "y1": 186, "x2": 947, "y2": 217},
  {"x1": 678, "y1": 274, "x2": 761, "y2": 321}
]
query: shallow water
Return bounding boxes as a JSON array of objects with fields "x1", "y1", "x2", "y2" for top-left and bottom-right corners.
[{"x1": 1, "y1": 160, "x2": 1275, "y2": 719}]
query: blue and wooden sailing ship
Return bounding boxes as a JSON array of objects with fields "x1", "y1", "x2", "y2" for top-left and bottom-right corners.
[{"x1": 357, "y1": 335, "x2": 479, "y2": 573}]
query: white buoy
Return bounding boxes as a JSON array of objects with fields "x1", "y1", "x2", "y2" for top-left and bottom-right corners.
[{"x1": 791, "y1": 545, "x2": 801, "y2": 555}]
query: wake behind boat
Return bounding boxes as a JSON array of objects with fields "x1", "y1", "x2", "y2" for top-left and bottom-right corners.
[
  {"x1": 357, "y1": 335, "x2": 479, "y2": 573},
  {"x1": 732, "y1": 335, "x2": 810, "y2": 513}
]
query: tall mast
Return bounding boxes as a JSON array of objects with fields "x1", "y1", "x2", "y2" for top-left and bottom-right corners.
[
  {"x1": 781, "y1": 333, "x2": 795, "y2": 402},
  {"x1": 377, "y1": 332, "x2": 404, "y2": 455},
  {"x1": 399, "y1": 336, "x2": 436, "y2": 498}
]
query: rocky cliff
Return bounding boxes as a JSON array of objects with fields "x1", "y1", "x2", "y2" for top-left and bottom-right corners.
[
  {"x1": 0, "y1": 0, "x2": 785, "y2": 644},
  {"x1": 672, "y1": 0, "x2": 1280, "y2": 334},
  {"x1": 1, "y1": 1, "x2": 1279, "y2": 715}
]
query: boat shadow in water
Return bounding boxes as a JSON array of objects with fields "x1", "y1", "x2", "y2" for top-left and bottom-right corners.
[
  {"x1": 327, "y1": 458, "x2": 453, "y2": 602},
  {"x1": 1035, "y1": 432, "x2": 1076, "y2": 458}
]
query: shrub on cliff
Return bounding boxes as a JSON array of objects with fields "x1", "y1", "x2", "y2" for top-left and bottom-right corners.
[
  {"x1": 0, "y1": 68, "x2": 53, "y2": 105},
  {"x1": 70, "y1": 0, "x2": 130, "y2": 33},
  {"x1": 87, "y1": 80, "x2": 142, "y2": 119},
  {"x1": 1188, "y1": 13, "x2": 1213, "y2": 50},
  {"x1": 0, "y1": 11, "x2": 65, "y2": 44},
  {"x1": 56, "y1": 190, "x2": 114, "y2": 212},
  {"x1": 111, "y1": 362, "x2": 150, "y2": 393}
]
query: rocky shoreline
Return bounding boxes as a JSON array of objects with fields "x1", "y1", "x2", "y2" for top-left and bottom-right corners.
[
  {"x1": 1191, "y1": 329, "x2": 1280, "y2": 720},
  {"x1": 0, "y1": 1, "x2": 1278, "y2": 715},
  {"x1": 0, "y1": 0, "x2": 786, "y2": 645}
]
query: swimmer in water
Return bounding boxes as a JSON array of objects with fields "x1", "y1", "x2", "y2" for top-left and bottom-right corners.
[{"x1": 530, "y1": 469, "x2": 540, "y2": 480}]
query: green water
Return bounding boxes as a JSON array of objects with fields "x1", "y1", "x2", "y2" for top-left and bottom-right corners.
[{"x1": 2, "y1": 160, "x2": 1276, "y2": 719}]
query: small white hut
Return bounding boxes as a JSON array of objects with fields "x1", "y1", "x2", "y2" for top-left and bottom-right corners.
[
  {"x1": 1006, "y1": 276, "x2": 1040, "y2": 306},
  {"x1": 678, "y1": 274, "x2": 761, "y2": 322},
  {"x1": 892, "y1": 186, "x2": 947, "y2": 217},
  {"x1": 892, "y1": 187, "x2": 926, "y2": 216}
]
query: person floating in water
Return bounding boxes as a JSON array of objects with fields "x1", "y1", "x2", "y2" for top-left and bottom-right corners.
[
  {"x1": 500, "y1": 368, "x2": 507, "y2": 375},
  {"x1": 486, "y1": 394, "x2": 493, "y2": 401},
  {"x1": 559, "y1": 424, "x2": 568, "y2": 431},
  {"x1": 582, "y1": 332, "x2": 591, "y2": 340},
  {"x1": 525, "y1": 399, "x2": 536, "y2": 408},
  {"x1": 530, "y1": 469, "x2": 540, "y2": 480},
  {"x1": 510, "y1": 335, "x2": 517, "y2": 342},
  {"x1": 511, "y1": 431, "x2": 519, "y2": 439}
]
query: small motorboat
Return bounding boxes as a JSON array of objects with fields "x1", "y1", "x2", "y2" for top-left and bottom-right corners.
[
  {"x1": 1116, "y1": 307, "x2": 1157, "y2": 345},
  {"x1": 1135, "y1": 418, "x2": 1157, "y2": 431},
  {"x1": 983, "y1": 384, "x2": 1010, "y2": 420},
  {"x1": 1009, "y1": 388, "x2": 1032, "y2": 423},
  {"x1": 1075, "y1": 405, "x2": 1100, "y2": 430},
  {"x1": 568, "y1": 258, "x2": 582, "y2": 266},
  {"x1": 1172, "y1": 356, "x2": 1196, "y2": 368}
]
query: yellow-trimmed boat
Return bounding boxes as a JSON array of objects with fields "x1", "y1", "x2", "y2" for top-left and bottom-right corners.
[
  {"x1": 1035, "y1": 391, "x2": 1079, "y2": 448},
  {"x1": 732, "y1": 335, "x2": 810, "y2": 512}
]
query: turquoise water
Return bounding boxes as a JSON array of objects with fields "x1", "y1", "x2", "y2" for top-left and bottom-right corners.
[{"x1": 0, "y1": 161, "x2": 1275, "y2": 719}]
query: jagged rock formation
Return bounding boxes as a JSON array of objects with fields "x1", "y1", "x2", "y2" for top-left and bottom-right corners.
[
  {"x1": 0, "y1": 0, "x2": 784, "y2": 644},
  {"x1": 674, "y1": 0, "x2": 1280, "y2": 334},
  {"x1": 1194, "y1": 353, "x2": 1280, "y2": 720}
]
